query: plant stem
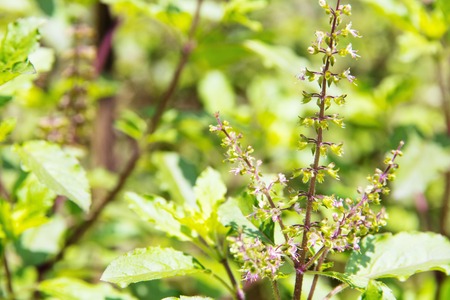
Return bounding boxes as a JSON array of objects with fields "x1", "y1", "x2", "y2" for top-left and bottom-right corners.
[
  {"x1": 272, "y1": 280, "x2": 281, "y2": 300},
  {"x1": 2, "y1": 249, "x2": 15, "y2": 300},
  {"x1": 217, "y1": 117, "x2": 289, "y2": 242},
  {"x1": 294, "y1": 1, "x2": 341, "y2": 299},
  {"x1": 149, "y1": 0, "x2": 203, "y2": 133},
  {"x1": 211, "y1": 272, "x2": 239, "y2": 299},
  {"x1": 323, "y1": 283, "x2": 347, "y2": 300},
  {"x1": 221, "y1": 258, "x2": 245, "y2": 300},
  {"x1": 307, "y1": 248, "x2": 329, "y2": 300},
  {"x1": 0, "y1": 171, "x2": 11, "y2": 203},
  {"x1": 303, "y1": 246, "x2": 327, "y2": 271},
  {"x1": 35, "y1": 0, "x2": 204, "y2": 285}
]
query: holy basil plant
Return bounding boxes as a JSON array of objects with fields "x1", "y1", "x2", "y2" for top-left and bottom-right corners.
[{"x1": 101, "y1": 1, "x2": 450, "y2": 299}]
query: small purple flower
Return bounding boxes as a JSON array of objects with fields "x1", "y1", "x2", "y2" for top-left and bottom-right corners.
[
  {"x1": 278, "y1": 173, "x2": 288, "y2": 185},
  {"x1": 230, "y1": 167, "x2": 241, "y2": 175},
  {"x1": 287, "y1": 239, "x2": 300, "y2": 261},
  {"x1": 315, "y1": 31, "x2": 326, "y2": 46},
  {"x1": 244, "y1": 271, "x2": 260, "y2": 282},
  {"x1": 297, "y1": 68, "x2": 307, "y2": 81},
  {"x1": 345, "y1": 22, "x2": 361, "y2": 38},
  {"x1": 343, "y1": 68, "x2": 356, "y2": 83},
  {"x1": 346, "y1": 44, "x2": 360, "y2": 59}
]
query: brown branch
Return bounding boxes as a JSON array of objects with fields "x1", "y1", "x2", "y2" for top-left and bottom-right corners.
[
  {"x1": 307, "y1": 248, "x2": 329, "y2": 300},
  {"x1": 0, "y1": 174, "x2": 11, "y2": 203},
  {"x1": 149, "y1": 0, "x2": 203, "y2": 133},
  {"x1": 221, "y1": 258, "x2": 245, "y2": 300},
  {"x1": 35, "y1": 0, "x2": 204, "y2": 283},
  {"x1": 323, "y1": 283, "x2": 347, "y2": 300},
  {"x1": 2, "y1": 250, "x2": 15, "y2": 300}
]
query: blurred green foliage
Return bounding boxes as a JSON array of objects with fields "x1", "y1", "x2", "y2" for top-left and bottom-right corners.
[{"x1": 0, "y1": 0, "x2": 449, "y2": 299}]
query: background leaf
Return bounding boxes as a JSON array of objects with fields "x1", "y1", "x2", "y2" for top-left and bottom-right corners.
[
  {"x1": 101, "y1": 247, "x2": 204, "y2": 287},
  {"x1": 198, "y1": 70, "x2": 235, "y2": 115},
  {"x1": 39, "y1": 277, "x2": 137, "y2": 300},
  {"x1": 0, "y1": 18, "x2": 43, "y2": 86},
  {"x1": 14, "y1": 140, "x2": 91, "y2": 212},
  {"x1": 346, "y1": 232, "x2": 450, "y2": 281},
  {"x1": 126, "y1": 192, "x2": 193, "y2": 242},
  {"x1": 194, "y1": 167, "x2": 226, "y2": 219}
]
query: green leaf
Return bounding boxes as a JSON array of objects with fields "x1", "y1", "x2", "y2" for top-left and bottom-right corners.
[
  {"x1": 163, "y1": 296, "x2": 214, "y2": 300},
  {"x1": 346, "y1": 232, "x2": 450, "y2": 281},
  {"x1": 39, "y1": 277, "x2": 137, "y2": 300},
  {"x1": 14, "y1": 140, "x2": 91, "y2": 212},
  {"x1": 218, "y1": 197, "x2": 270, "y2": 243},
  {"x1": 0, "y1": 200, "x2": 14, "y2": 241},
  {"x1": 0, "y1": 118, "x2": 16, "y2": 142},
  {"x1": 0, "y1": 95, "x2": 13, "y2": 107},
  {"x1": 153, "y1": 152, "x2": 196, "y2": 207},
  {"x1": 10, "y1": 174, "x2": 57, "y2": 236},
  {"x1": 311, "y1": 271, "x2": 369, "y2": 290},
  {"x1": 393, "y1": 135, "x2": 450, "y2": 202},
  {"x1": 101, "y1": 247, "x2": 204, "y2": 287},
  {"x1": 35, "y1": 0, "x2": 56, "y2": 16},
  {"x1": 125, "y1": 192, "x2": 193, "y2": 242},
  {"x1": 102, "y1": 0, "x2": 192, "y2": 33},
  {"x1": 243, "y1": 40, "x2": 308, "y2": 73},
  {"x1": 223, "y1": 0, "x2": 267, "y2": 31},
  {"x1": 0, "y1": 18, "x2": 43, "y2": 86},
  {"x1": 361, "y1": 280, "x2": 396, "y2": 300},
  {"x1": 115, "y1": 109, "x2": 147, "y2": 140},
  {"x1": 198, "y1": 70, "x2": 235, "y2": 115},
  {"x1": 21, "y1": 216, "x2": 65, "y2": 254},
  {"x1": 194, "y1": 167, "x2": 226, "y2": 219},
  {"x1": 362, "y1": 0, "x2": 447, "y2": 39}
]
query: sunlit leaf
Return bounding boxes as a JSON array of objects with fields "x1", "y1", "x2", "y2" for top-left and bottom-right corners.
[
  {"x1": 153, "y1": 152, "x2": 196, "y2": 207},
  {"x1": 361, "y1": 280, "x2": 396, "y2": 300},
  {"x1": 346, "y1": 232, "x2": 450, "y2": 281},
  {"x1": 125, "y1": 192, "x2": 193, "y2": 241},
  {"x1": 198, "y1": 70, "x2": 235, "y2": 115},
  {"x1": 393, "y1": 135, "x2": 450, "y2": 201},
  {"x1": 243, "y1": 40, "x2": 308, "y2": 73},
  {"x1": 223, "y1": 0, "x2": 267, "y2": 31},
  {"x1": 194, "y1": 167, "x2": 226, "y2": 219},
  {"x1": 218, "y1": 197, "x2": 270, "y2": 243},
  {"x1": 0, "y1": 18, "x2": 43, "y2": 86},
  {"x1": 14, "y1": 140, "x2": 91, "y2": 212},
  {"x1": 115, "y1": 109, "x2": 147, "y2": 140},
  {"x1": 0, "y1": 118, "x2": 16, "y2": 142},
  {"x1": 101, "y1": 247, "x2": 204, "y2": 287},
  {"x1": 39, "y1": 277, "x2": 137, "y2": 300},
  {"x1": 163, "y1": 296, "x2": 214, "y2": 300},
  {"x1": 21, "y1": 216, "x2": 65, "y2": 254}
]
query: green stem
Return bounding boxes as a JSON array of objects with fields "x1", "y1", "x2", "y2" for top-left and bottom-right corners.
[
  {"x1": 323, "y1": 283, "x2": 347, "y2": 300},
  {"x1": 218, "y1": 120, "x2": 289, "y2": 242},
  {"x1": 307, "y1": 248, "x2": 329, "y2": 300},
  {"x1": 221, "y1": 258, "x2": 245, "y2": 300},
  {"x1": 272, "y1": 280, "x2": 281, "y2": 300},
  {"x1": 2, "y1": 249, "x2": 15, "y2": 300},
  {"x1": 211, "y1": 272, "x2": 238, "y2": 298},
  {"x1": 293, "y1": 1, "x2": 341, "y2": 299},
  {"x1": 304, "y1": 246, "x2": 328, "y2": 271}
]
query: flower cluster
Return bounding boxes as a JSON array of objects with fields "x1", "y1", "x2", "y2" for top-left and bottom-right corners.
[
  {"x1": 211, "y1": 1, "x2": 403, "y2": 297},
  {"x1": 305, "y1": 142, "x2": 404, "y2": 252},
  {"x1": 210, "y1": 113, "x2": 289, "y2": 223},
  {"x1": 228, "y1": 234, "x2": 284, "y2": 281}
]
